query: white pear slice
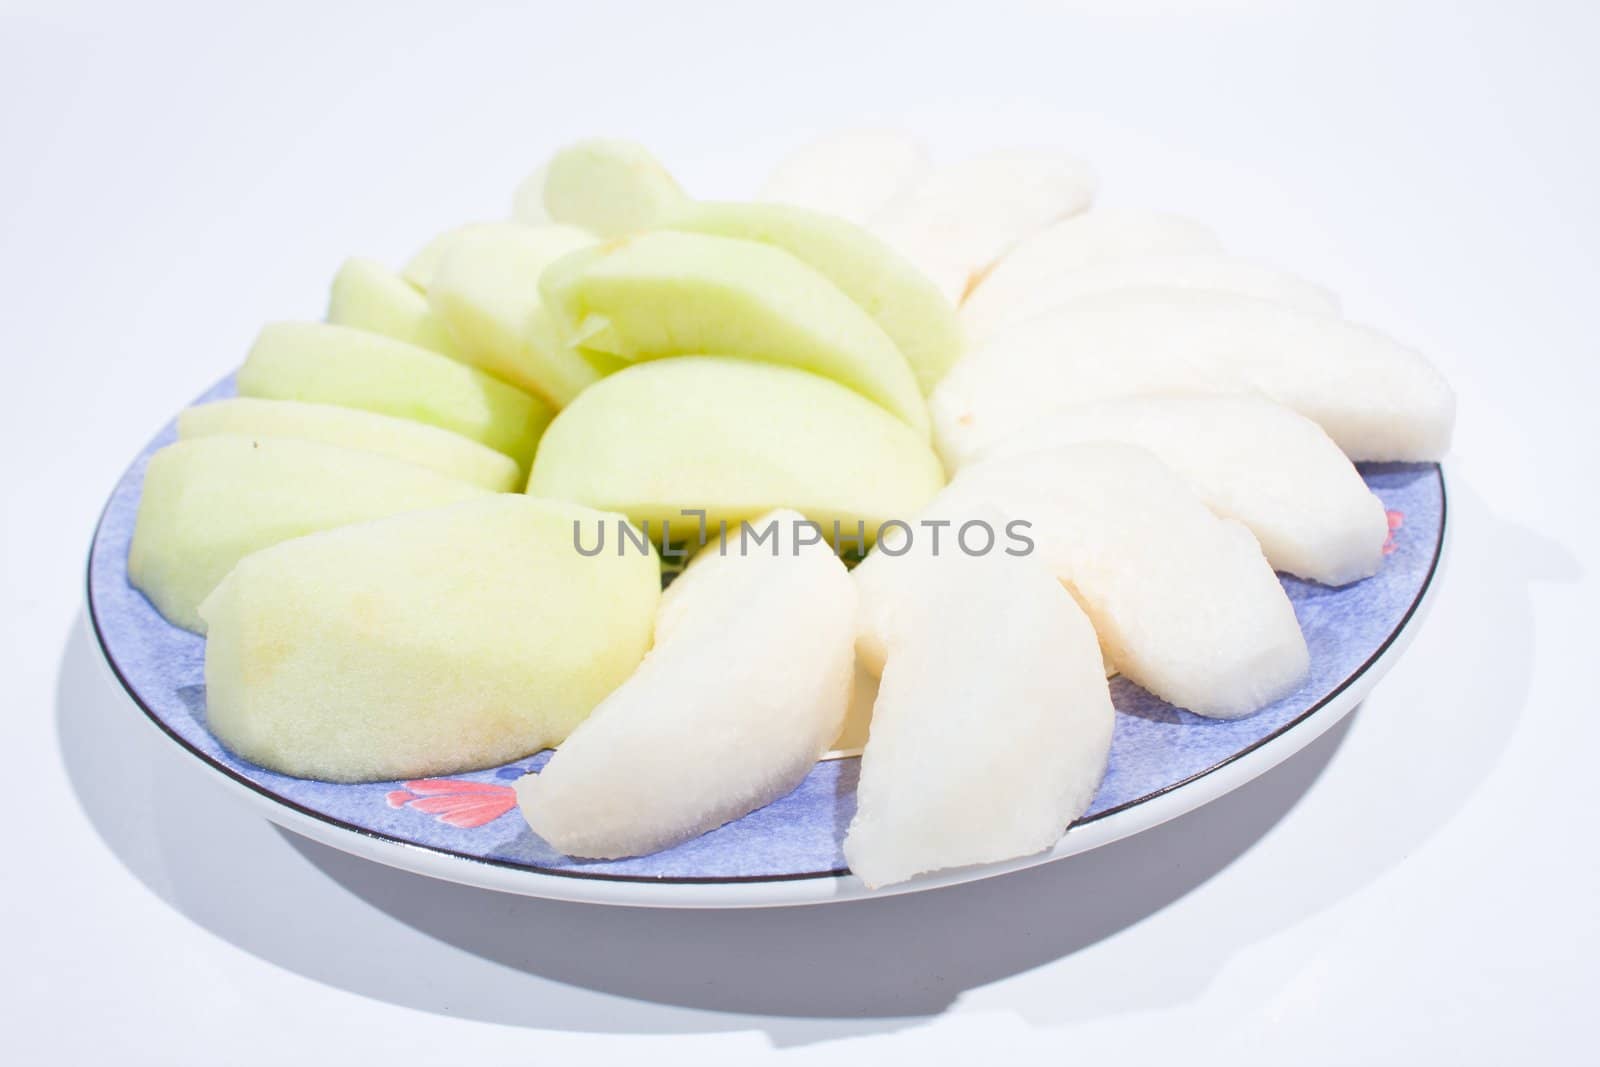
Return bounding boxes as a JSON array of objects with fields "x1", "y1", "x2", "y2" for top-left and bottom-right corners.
[
  {"x1": 959, "y1": 209, "x2": 1222, "y2": 342},
  {"x1": 658, "y1": 579, "x2": 876, "y2": 759},
  {"x1": 845, "y1": 546, "x2": 1114, "y2": 889},
  {"x1": 541, "y1": 138, "x2": 688, "y2": 237},
  {"x1": 759, "y1": 129, "x2": 932, "y2": 225},
  {"x1": 177, "y1": 398, "x2": 522, "y2": 492},
  {"x1": 967, "y1": 252, "x2": 1339, "y2": 344},
  {"x1": 932, "y1": 287, "x2": 1455, "y2": 467},
  {"x1": 663, "y1": 200, "x2": 964, "y2": 393},
  {"x1": 650, "y1": 508, "x2": 837, "y2": 639},
  {"x1": 853, "y1": 442, "x2": 1309, "y2": 718},
  {"x1": 827, "y1": 664, "x2": 879, "y2": 757},
  {"x1": 870, "y1": 149, "x2": 1097, "y2": 305},
  {"x1": 1051, "y1": 253, "x2": 1336, "y2": 313},
  {"x1": 129, "y1": 435, "x2": 485, "y2": 632},
  {"x1": 973, "y1": 394, "x2": 1388, "y2": 585},
  {"x1": 326, "y1": 257, "x2": 461, "y2": 357},
  {"x1": 518, "y1": 509, "x2": 856, "y2": 859},
  {"x1": 425, "y1": 223, "x2": 604, "y2": 406},
  {"x1": 199, "y1": 495, "x2": 661, "y2": 782}
]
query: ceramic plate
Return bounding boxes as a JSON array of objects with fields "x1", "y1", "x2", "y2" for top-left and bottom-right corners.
[{"x1": 87, "y1": 376, "x2": 1447, "y2": 907}]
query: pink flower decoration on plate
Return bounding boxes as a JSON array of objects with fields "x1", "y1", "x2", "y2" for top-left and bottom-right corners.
[
  {"x1": 1383, "y1": 510, "x2": 1405, "y2": 555},
  {"x1": 386, "y1": 778, "x2": 519, "y2": 828}
]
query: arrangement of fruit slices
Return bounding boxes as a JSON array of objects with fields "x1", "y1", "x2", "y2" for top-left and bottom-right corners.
[{"x1": 125, "y1": 133, "x2": 1454, "y2": 890}]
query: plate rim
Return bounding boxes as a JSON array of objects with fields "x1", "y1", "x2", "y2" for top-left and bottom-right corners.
[{"x1": 86, "y1": 460, "x2": 1446, "y2": 908}]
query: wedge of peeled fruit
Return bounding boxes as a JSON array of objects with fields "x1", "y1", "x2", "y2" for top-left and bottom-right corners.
[
  {"x1": 178, "y1": 397, "x2": 522, "y2": 492},
  {"x1": 932, "y1": 288, "x2": 1456, "y2": 467},
  {"x1": 402, "y1": 221, "x2": 530, "y2": 291},
  {"x1": 845, "y1": 546, "x2": 1114, "y2": 888},
  {"x1": 966, "y1": 251, "x2": 1340, "y2": 341},
  {"x1": 758, "y1": 128, "x2": 931, "y2": 225},
  {"x1": 510, "y1": 164, "x2": 549, "y2": 223},
  {"x1": 540, "y1": 230, "x2": 931, "y2": 436},
  {"x1": 518, "y1": 510, "x2": 855, "y2": 858},
  {"x1": 853, "y1": 442, "x2": 1309, "y2": 718},
  {"x1": 425, "y1": 222, "x2": 606, "y2": 405},
  {"x1": 236, "y1": 322, "x2": 553, "y2": 470},
  {"x1": 972, "y1": 394, "x2": 1388, "y2": 586},
  {"x1": 539, "y1": 138, "x2": 688, "y2": 237},
  {"x1": 870, "y1": 149, "x2": 1097, "y2": 304},
  {"x1": 664, "y1": 201, "x2": 964, "y2": 393},
  {"x1": 325, "y1": 256, "x2": 460, "y2": 357},
  {"x1": 129, "y1": 435, "x2": 485, "y2": 632},
  {"x1": 198, "y1": 495, "x2": 661, "y2": 782},
  {"x1": 651, "y1": 543, "x2": 879, "y2": 762},
  {"x1": 958, "y1": 209, "x2": 1222, "y2": 342},
  {"x1": 526, "y1": 358, "x2": 946, "y2": 548}
]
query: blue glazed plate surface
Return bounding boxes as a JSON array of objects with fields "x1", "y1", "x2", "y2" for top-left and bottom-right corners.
[{"x1": 87, "y1": 377, "x2": 1446, "y2": 898}]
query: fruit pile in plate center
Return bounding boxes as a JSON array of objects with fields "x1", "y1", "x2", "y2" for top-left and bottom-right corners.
[{"x1": 127, "y1": 134, "x2": 1454, "y2": 888}]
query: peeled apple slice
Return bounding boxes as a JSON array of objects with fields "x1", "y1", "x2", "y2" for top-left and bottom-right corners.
[
  {"x1": 958, "y1": 209, "x2": 1222, "y2": 341},
  {"x1": 541, "y1": 138, "x2": 688, "y2": 237},
  {"x1": 510, "y1": 164, "x2": 549, "y2": 223},
  {"x1": 199, "y1": 495, "x2": 661, "y2": 782},
  {"x1": 425, "y1": 223, "x2": 605, "y2": 406},
  {"x1": 853, "y1": 442, "x2": 1309, "y2": 718},
  {"x1": 526, "y1": 357, "x2": 945, "y2": 545},
  {"x1": 664, "y1": 200, "x2": 963, "y2": 393},
  {"x1": 178, "y1": 397, "x2": 522, "y2": 492},
  {"x1": 972, "y1": 394, "x2": 1388, "y2": 585},
  {"x1": 403, "y1": 222, "x2": 528, "y2": 292},
  {"x1": 129, "y1": 435, "x2": 484, "y2": 632},
  {"x1": 869, "y1": 149, "x2": 1097, "y2": 304},
  {"x1": 518, "y1": 509, "x2": 856, "y2": 859},
  {"x1": 236, "y1": 322, "x2": 553, "y2": 470},
  {"x1": 758, "y1": 129, "x2": 932, "y2": 225},
  {"x1": 931, "y1": 288, "x2": 1455, "y2": 467},
  {"x1": 845, "y1": 547, "x2": 1114, "y2": 888},
  {"x1": 966, "y1": 252, "x2": 1339, "y2": 343},
  {"x1": 540, "y1": 231, "x2": 930, "y2": 436},
  {"x1": 326, "y1": 257, "x2": 461, "y2": 357}
]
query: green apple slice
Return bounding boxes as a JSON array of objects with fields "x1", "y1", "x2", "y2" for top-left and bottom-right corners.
[
  {"x1": 129, "y1": 435, "x2": 485, "y2": 633},
  {"x1": 518, "y1": 509, "x2": 854, "y2": 858},
  {"x1": 541, "y1": 138, "x2": 688, "y2": 237},
  {"x1": 526, "y1": 357, "x2": 945, "y2": 546},
  {"x1": 663, "y1": 201, "x2": 964, "y2": 393},
  {"x1": 325, "y1": 257, "x2": 460, "y2": 357},
  {"x1": 541, "y1": 231, "x2": 930, "y2": 436},
  {"x1": 403, "y1": 221, "x2": 575, "y2": 292},
  {"x1": 845, "y1": 546, "x2": 1114, "y2": 888},
  {"x1": 236, "y1": 322, "x2": 553, "y2": 470},
  {"x1": 178, "y1": 397, "x2": 521, "y2": 492},
  {"x1": 510, "y1": 164, "x2": 549, "y2": 223},
  {"x1": 425, "y1": 223, "x2": 611, "y2": 407},
  {"x1": 199, "y1": 495, "x2": 660, "y2": 782}
]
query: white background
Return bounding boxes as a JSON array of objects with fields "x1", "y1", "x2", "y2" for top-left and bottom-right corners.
[{"x1": 4, "y1": 1, "x2": 1596, "y2": 1062}]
